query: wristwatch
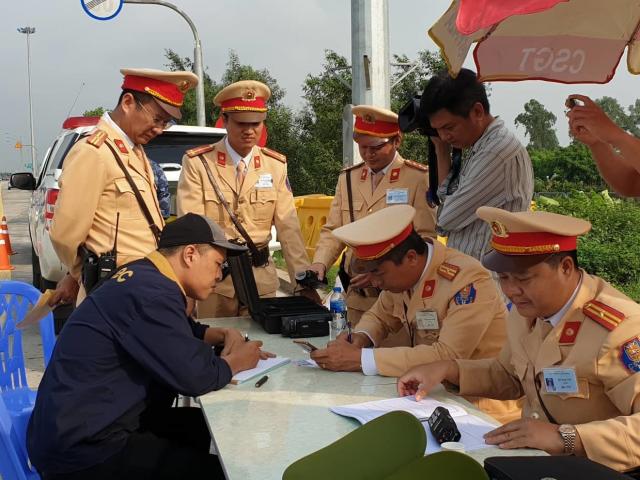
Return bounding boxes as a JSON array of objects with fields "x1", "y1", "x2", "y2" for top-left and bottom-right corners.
[{"x1": 558, "y1": 424, "x2": 577, "y2": 454}]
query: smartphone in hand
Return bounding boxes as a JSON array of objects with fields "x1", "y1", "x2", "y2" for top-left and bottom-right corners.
[{"x1": 293, "y1": 339, "x2": 318, "y2": 353}]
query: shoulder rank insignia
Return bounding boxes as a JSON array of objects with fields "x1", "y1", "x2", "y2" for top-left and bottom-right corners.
[
  {"x1": 389, "y1": 168, "x2": 400, "y2": 183},
  {"x1": 620, "y1": 337, "x2": 640, "y2": 373},
  {"x1": 583, "y1": 299, "x2": 625, "y2": 331},
  {"x1": 404, "y1": 159, "x2": 428, "y2": 172},
  {"x1": 559, "y1": 321, "x2": 582, "y2": 345},
  {"x1": 186, "y1": 144, "x2": 215, "y2": 158},
  {"x1": 86, "y1": 130, "x2": 108, "y2": 148},
  {"x1": 437, "y1": 262, "x2": 460, "y2": 281},
  {"x1": 341, "y1": 163, "x2": 364, "y2": 173},
  {"x1": 261, "y1": 147, "x2": 286, "y2": 163}
]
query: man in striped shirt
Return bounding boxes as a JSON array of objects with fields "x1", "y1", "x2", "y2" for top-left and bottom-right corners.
[{"x1": 420, "y1": 69, "x2": 534, "y2": 261}]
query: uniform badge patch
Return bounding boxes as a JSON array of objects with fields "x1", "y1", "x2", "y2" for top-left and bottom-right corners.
[
  {"x1": 620, "y1": 337, "x2": 640, "y2": 373},
  {"x1": 454, "y1": 284, "x2": 476, "y2": 305},
  {"x1": 114, "y1": 139, "x2": 128, "y2": 154},
  {"x1": 254, "y1": 156, "x2": 261, "y2": 169},
  {"x1": 360, "y1": 169, "x2": 368, "y2": 182},
  {"x1": 217, "y1": 152, "x2": 226, "y2": 166},
  {"x1": 559, "y1": 321, "x2": 581, "y2": 345},
  {"x1": 389, "y1": 168, "x2": 400, "y2": 183},
  {"x1": 422, "y1": 279, "x2": 435, "y2": 299}
]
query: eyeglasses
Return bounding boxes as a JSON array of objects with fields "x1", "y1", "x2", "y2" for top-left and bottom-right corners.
[{"x1": 136, "y1": 101, "x2": 175, "y2": 130}]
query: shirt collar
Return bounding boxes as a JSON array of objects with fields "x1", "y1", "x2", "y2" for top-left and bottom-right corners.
[
  {"x1": 470, "y1": 117, "x2": 503, "y2": 154},
  {"x1": 368, "y1": 153, "x2": 397, "y2": 176},
  {"x1": 101, "y1": 112, "x2": 135, "y2": 149},
  {"x1": 146, "y1": 250, "x2": 186, "y2": 298},
  {"x1": 544, "y1": 273, "x2": 583, "y2": 327},
  {"x1": 224, "y1": 136, "x2": 254, "y2": 168}
]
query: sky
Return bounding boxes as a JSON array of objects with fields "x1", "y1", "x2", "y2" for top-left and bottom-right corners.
[{"x1": 3, "y1": 0, "x2": 640, "y2": 174}]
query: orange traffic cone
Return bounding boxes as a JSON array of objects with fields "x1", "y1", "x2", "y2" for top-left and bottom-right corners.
[
  {"x1": 0, "y1": 238, "x2": 15, "y2": 271},
  {"x1": 1, "y1": 217, "x2": 15, "y2": 255}
]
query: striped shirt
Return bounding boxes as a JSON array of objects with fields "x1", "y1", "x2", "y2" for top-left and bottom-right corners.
[{"x1": 436, "y1": 118, "x2": 534, "y2": 260}]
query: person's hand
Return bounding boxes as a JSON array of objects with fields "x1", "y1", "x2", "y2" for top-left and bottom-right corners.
[
  {"x1": 397, "y1": 360, "x2": 459, "y2": 401},
  {"x1": 430, "y1": 136, "x2": 450, "y2": 151},
  {"x1": 47, "y1": 274, "x2": 79, "y2": 307},
  {"x1": 566, "y1": 94, "x2": 622, "y2": 146},
  {"x1": 311, "y1": 337, "x2": 362, "y2": 371},
  {"x1": 328, "y1": 331, "x2": 370, "y2": 348},
  {"x1": 220, "y1": 328, "x2": 246, "y2": 357},
  {"x1": 298, "y1": 287, "x2": 323, "y2": 305},
  {"x1": 349, "y1": 272, "x2": 373, "y2": 289},
  {"x1": 222, "y1": 340, "x2": 263, "y2": 375},
  {"x1": 483, "y1": 419, "x2": 564, "y2": 454},
  {"x1": 307, "y1": 263, "x2": 327, "y2": 281}
]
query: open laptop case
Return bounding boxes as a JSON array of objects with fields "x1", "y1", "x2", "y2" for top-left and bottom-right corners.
[
  {"x1": 228, "y1": 251, "x2": 331, "y2": 334},
  {"x1": 484, "y1": 456, "x2": 632, "y2": 480}
]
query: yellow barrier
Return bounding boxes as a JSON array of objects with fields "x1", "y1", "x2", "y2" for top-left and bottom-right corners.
[{"x1": 294, "y1": 194, "x2": 335, "y2": 262}]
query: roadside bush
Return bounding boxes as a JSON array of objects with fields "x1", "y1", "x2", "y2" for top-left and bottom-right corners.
[{"x1": 537, "y1": 192, "x2": 640, "y2": 301}]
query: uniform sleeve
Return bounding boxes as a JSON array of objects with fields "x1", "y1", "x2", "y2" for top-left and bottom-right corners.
[
  {"x1": 355, "y1": 292, "x2": 405, "y2": 346},
  {"x1": 573, "y1": 326, "x2": 640, "y2": 471},
  {"x1": 272, "y1": 164, "x2": 310, "y2": 285},
  {"x1": 177, "y1": 154, "x2": 205, "y2": 216},
  {"x1": 121, "y1": 291, "x2": 232, "y2": 397},
  {"x1": 373, "y1": 273, "x2": 508, "y2": 377},
  {"x1": 312, "y1": 174, "x2": 347, "y2": 268},
  {"x1": 411, "y1": 171, "x2": 437, "y2": 240},
  {"x1": 50, "y1": 143, "x2": 107, "y2": 279},
  {"x1": 188, "y1": 317, "x2": 208, "y2": 341}
]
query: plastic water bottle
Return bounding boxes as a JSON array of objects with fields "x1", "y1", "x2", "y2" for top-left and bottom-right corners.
[{"x1": 329, "y1": 287, "x2": 347, "y2": 341}]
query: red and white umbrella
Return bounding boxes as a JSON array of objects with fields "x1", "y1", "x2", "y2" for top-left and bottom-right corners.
[{"x1": 430, "y1": 0, "x2": 640, "y2": 84}]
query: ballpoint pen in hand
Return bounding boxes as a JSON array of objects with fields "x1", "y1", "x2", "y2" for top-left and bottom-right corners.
[{"x1": 347, "y1": 321, "x2": 353, "y2": 343}]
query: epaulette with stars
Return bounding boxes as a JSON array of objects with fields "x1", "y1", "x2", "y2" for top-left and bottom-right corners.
[
  {"x1": 86, "y1": 130, "x2": 108, "y2": 148},
  {"x1": 583, "y1": 299, "x2": 625, "y2": 331},
  {"x1": 186, "y1": 145, "x2": 215, "y2": 158},
  {"x1": 404, "y1": 159, "x2": 428, "y2": 172},
  {"x1": 437, "y1": 262, "x2": 460, "y2": 281},
  {"x1": 261, "y1": 147, "x2": 287, "y2": 163}
]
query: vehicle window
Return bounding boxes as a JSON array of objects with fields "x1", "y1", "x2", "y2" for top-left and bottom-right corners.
[
  {"x1": 36, "y1": 140, "x2": 58, "y2": 186},
  {"x1": 145, "y1": 133, "x2": 225, "y2": 166},
  {"x1": 54, "y1": 133, "x2": 80, "y2": 170}
]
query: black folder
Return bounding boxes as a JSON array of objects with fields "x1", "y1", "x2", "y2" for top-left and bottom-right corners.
[
  {"x1": 484, "y1": 456, "x2": 632, "y2": 480},
  {"x1": 228, "y1": 251, "x2": 331, "y2": 334}
]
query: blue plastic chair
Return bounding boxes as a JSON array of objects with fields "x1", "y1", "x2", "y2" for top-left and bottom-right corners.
[{"x1": 0, "y1": 281, "x2": 56, "y2": 480}]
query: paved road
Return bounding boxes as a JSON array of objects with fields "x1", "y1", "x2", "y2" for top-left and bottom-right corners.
[{"x1": 1, "y1": 181, "x2": 46, "y2": 386}]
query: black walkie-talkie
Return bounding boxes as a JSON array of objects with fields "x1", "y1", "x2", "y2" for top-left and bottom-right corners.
[
  {"x1": 98, "y1": 213, "x2": 119, "y2": 281},
  {"x1": 427, "y1": 406, "x2": 461, "y2": 444}
]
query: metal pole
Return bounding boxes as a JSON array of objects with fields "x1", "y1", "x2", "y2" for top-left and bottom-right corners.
[
  {"x1": 18, "y1": 27, "x2": 36, "y2": 174},
  {"x1": 123, "y1": 0, "x2": 206, "y2": 126}
]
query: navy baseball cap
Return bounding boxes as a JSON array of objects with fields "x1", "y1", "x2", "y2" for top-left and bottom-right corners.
[{"x1": 159, "y1": 213, "x2": 247, "y2": 252}]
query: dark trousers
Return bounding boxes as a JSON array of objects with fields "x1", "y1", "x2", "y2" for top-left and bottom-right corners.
[{"x1": 44, "y1": 407, "x2": 225, "y2": 480}]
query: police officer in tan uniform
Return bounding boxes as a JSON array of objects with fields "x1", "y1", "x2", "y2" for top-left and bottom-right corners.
[
  {"x1": 177, "y1": 80, "x2": 312, "y2": 318},
  {"x1": 49, "y1": 68, "x2": 197, "y2": 306},
  {"x1": 307, "y1": 106, "x2": 436, "y2": 327},
  {"x1": 398, "y1": 207, "x2": 640, "y2": 473},
  {"x1": 311, "y1": 205, "x2": 520, "y2": 423}
]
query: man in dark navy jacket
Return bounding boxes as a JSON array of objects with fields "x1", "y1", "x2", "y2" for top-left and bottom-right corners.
[{"x1": 28, "y1": 213, "x2": 266, "y2": 479}]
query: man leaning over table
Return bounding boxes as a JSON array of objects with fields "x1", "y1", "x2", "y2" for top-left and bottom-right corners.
[
  {"x1": 311, "y1": 205, "x2": 521, "y2": 423},
  {"x1": 28, "y1": 213, "x2": 272, "y2": 480},
  {"x1": 398, "y1": 207, "x2": 640, "y2": 474}
]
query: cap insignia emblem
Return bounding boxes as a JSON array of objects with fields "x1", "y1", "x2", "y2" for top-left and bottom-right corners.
[{"x1": 491, "y1": 221, "x2": 508, "y2": 238}]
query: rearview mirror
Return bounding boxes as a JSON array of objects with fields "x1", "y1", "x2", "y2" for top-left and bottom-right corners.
[{"x1": 10, "y1": 172, "x2": 36, "y2": 191}]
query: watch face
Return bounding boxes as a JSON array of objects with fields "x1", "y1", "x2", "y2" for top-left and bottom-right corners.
[{"x1": 559, "y1": 424, "x2": 575, "y2": 434}]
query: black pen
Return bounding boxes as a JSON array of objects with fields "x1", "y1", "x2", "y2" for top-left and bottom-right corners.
[
  {"x1": 255, "y1": 375, "x2": 269, "y2": 388},
  {"x1": 244, "y1": 333, "x2": 250, "y2": 342}
]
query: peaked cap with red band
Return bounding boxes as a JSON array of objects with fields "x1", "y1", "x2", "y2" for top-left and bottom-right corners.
[
  {"x1": 477, "y1": 206, "x2": 591, "y2": 272},
  {"x1": 120, "y1": 68, "x2": 198, "y2": 120},
  {"x1": 214, "y1": 80, "x2": 271, "y2": 123},
  {"x1": 332, "y1": 205, "x2": 416, "y2": 274},
  {"x1": 352, "y1": 105, "x2": 400, "y2": 144}
]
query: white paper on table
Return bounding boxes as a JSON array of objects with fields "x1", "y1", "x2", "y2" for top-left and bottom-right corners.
[
  {"x1": 292, "y1": 358, "x2": 319, "y2": 368},
  {"x1": 331, "y1": 395, "x2": 495, "y2": 453},
  {"x1": 230, "y1": 356, "x2": 290, "y2": 384}
]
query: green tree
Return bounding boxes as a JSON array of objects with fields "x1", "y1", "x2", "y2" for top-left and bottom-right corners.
[
  {"x1": 83, "y1": 107, "x2": 105, "y2": 117},
  {"x1": 514, "y1": 99, "x2": 559, "y2": 150},
  {"x1": 595, "y1": 96, "x2": 640, "y2": 136}
]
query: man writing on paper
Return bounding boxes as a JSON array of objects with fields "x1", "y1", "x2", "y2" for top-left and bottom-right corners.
[
  {"x1": 398, "y1": 208, "x2": 640, "y2": 473},
  {"x1": 28, "y1": 213, "x2": 271, "y2": 479},
  {"x1": 311, "y1": 205, "x2": 520, "y2": 422}
]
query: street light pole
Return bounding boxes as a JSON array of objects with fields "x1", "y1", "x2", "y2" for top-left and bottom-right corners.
[
  {"x1": 17, "y1": 26, "x2": 36, "y2": 174},
  {"x1": 123, "y1": 0, "x2": 206, "y2": 126}
]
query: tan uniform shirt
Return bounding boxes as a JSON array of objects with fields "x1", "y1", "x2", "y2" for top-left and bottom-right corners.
[
  {"x1": 50, "y1": 118, "x2": 163, "y2": 280},
  {"x1": 456, "y1": 272, "x2": 640, "y2": 471},
  {"x1": 177, "y1": 139, "x2": 309, "y2": 298},
  {"x1": 313, "y1": 155, "x2": 437, "y2": 313},
  {"x1": 356, "y1": 240, "x2": 519, "y2": 422}
]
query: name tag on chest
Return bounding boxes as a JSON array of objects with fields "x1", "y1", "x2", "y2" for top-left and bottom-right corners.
[
  {"x1": 386, "y1": 188, "x2": 408, "y2": 204},
  {"x1": 416, "y1": 310, "x2": 439, "y2": 330},
  {"x1": 256, "y1": 174, "x2": 273, "y2": 189},
  {"x1": 542, "y1": 367, "x2": 578, "y2": 394}
]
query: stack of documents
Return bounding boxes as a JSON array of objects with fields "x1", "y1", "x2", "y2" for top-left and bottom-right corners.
[
  {"x1": 331, "y1": 396, "x2": 497, "y2": 453},
  {"x1": 231, "y1": 356, "x2": 290, "y2": 384}
]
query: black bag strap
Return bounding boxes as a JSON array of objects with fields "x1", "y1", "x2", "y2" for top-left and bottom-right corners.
[
  {"x1": 198, "y1": 156, "x2": 261, "y2": 259},
  {"x1": 105, "y1": 142, "x2": 161, "y2": 245},
  {"x1": 345, "y1": 168, "x2": 355, "y2": 223}
]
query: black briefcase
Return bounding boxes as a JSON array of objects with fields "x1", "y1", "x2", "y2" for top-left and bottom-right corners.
[
  {"x1": 484, "y1": 456, "x2": 632, "y2": 480},
  {"x1": 227, "y1": 251, "x2": 331, "y2": 335}
]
